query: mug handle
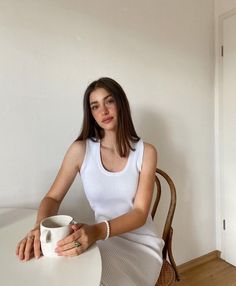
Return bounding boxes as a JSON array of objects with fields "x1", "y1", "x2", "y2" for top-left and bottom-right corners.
[
  {"x1": 70, "y1": 219, "x2": 78, "y2": 225},
  {"x1": 40, "y1": 230, "x2": 50, "y2": 243}
]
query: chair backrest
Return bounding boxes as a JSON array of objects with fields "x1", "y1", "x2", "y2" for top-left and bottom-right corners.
[{"x1": 152, "y1": 168, "x2": 179, "y2": 282}]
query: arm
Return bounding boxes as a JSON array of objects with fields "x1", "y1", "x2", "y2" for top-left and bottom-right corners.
[
  {"x1": 56, "y1": 143, "x2": 157, "y2": 256},
  {"x1": 16, "y1": 140, "x2": 86, "y2": 261},
  {"x1": 34, "y1": 140, "x2": 86, "y2": 227}
]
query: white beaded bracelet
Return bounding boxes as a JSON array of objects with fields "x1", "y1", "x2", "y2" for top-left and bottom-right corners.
[{"x1": 103, "y1": 220, "x2": 110, "y2": 240}]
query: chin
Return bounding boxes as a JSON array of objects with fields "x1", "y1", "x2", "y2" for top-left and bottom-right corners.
[{"x1": 102, "y1": 124, "x2": 117, "y2": 132}]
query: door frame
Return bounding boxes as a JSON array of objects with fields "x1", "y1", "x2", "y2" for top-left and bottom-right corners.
[{"x1": 217, "y1": 8, "x2": 236, "y2": 261}]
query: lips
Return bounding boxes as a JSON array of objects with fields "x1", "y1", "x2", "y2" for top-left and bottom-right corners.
[{"x1": 102, "y1": 117, "x2": 113, "y2": 124}]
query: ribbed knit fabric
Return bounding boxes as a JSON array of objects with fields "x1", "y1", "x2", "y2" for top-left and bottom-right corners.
[{"x1": 80, "y1": 139, "x2": 164, "y2": 286}]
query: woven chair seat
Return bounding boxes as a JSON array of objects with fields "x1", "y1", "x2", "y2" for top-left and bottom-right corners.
[{"x1": 156, "y1": 259, "x2": 176, "y2": 286}]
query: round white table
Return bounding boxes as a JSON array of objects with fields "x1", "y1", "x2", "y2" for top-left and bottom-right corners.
[{"x1": 0, "y1": 208, "x2": 102, "y2": 286}]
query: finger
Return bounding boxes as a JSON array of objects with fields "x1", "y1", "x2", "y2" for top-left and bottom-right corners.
[
  {"x1": 24, "y1": 236, "x2": 34, "y2": 261},
  {"x1": 57, "y1": 244, "x2": 83, "y2": 257},
  {"x1": 16, "y1": 239, "x2": 23, "y2": 256},
  {"x1": 55, "y1": 240, "x2": 81, "y2": 253},
  {"x1": 71, "y1": 223, "x2": 84, "y2": 232},
  {"x1": 57, "y1": 231, "x2": 80, "y2": 247},
  {"x1": 18, "y1": 238, "x2": 27, "y2": 260},
  {"x1": 28, "y1": 249, "x2": 35, "y2": 260},
  {"x1": 34, "y1": 232, "x2": 41, "y2": 259}
]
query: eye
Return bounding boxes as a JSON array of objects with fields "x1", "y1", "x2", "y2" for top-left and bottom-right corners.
[
  {"x1": 91, "y1": 105, "x2": 98, "y2": 111},
  {"x1": 106, "y1": 97, "x2": 115, "y2": 105}
]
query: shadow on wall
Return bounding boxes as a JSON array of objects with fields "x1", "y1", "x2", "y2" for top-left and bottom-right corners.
[
  {"x1": 0, "y1": 208, "x2": 33, "y2": 229},
  {"x1": 134, "y1": 106, "x2": 201, "y2": 260}
]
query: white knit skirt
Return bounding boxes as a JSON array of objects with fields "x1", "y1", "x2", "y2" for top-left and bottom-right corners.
[{"x1": 97, "y1": 234, "x2": 164, "y2": 286}]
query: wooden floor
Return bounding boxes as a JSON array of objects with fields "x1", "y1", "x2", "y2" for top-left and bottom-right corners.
[{"x1": 175, "y1": 258, "x2": 236, "y2": 286}]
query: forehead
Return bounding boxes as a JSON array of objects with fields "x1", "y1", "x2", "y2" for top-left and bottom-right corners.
[{"x1": 89, "y1": 88, "x2": 111, "y2": 103}]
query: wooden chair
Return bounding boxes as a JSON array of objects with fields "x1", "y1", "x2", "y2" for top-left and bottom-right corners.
[{"x1": 153, "y1": 168, "x2": 180, "y2": 286}]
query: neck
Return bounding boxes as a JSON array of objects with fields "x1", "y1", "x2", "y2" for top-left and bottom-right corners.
[{"x1": 101, "y1": 131, "x2": 118, "y2": 153}]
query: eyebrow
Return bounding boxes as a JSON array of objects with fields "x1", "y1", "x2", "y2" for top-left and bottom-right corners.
[{"x1": 90, "y1": 94, "x2": 113, "y2": 106}]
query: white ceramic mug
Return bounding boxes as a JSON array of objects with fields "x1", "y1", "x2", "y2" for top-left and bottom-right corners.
[{"x1": 40, "y1": 215, "x2": 74, "y2": 257}]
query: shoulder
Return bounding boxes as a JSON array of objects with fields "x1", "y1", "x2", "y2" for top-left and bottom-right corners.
[
  {"x1": 68, "y1": 140, "x2": 86, "y2": 156},
  {"x1": 64, "y1": 140, "x2": 87, "y2": 170},
  {"x1": 142, "y1": 142, "x2": 157, "y2": 169},
  {"x1": 143, "y1": 142, "x2": 157, "y2": 157}
]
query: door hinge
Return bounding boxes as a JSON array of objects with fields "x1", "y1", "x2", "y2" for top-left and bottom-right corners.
[
  {"x1": 223, "y1": 219, "x2": 226, "y2": 230},
  {"x1": 221, "y1": 45, "x2": 224, "y2": 57}
]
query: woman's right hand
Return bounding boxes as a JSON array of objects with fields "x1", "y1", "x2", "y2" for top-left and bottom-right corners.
[{"x1": 16, "y1": 226, "x2": 41, "y2": 261}]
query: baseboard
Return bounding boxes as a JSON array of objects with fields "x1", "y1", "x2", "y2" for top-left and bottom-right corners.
[{"x1": 177, "y1": 250, "x2": 221, "y2": 274}]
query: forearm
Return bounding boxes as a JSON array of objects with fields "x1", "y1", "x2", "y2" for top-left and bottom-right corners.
[
  {"x1": 109, "y1": 209, "x2": 146, "y2": 235},
  {"x1": 34, "y1": 196, "x2": 61, "y2": 228},
  {"x1": 94, "y1": 208, "x2": 147, "y2": 241}
]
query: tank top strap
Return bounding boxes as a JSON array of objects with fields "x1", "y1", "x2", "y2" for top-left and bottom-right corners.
[
  {"x1": 80, "y1": 138, "x2": 99, "y2": 174},
  {"x1": 133, "y1": 139, "x2": 144, "y2": 172}
]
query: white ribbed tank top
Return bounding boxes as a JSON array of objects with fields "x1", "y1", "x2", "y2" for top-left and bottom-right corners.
[{"x1": 80, "y1": 138, "x2": 143, "y2": 222}]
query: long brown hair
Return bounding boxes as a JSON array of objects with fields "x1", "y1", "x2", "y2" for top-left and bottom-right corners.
[{"x1": 76, "y1": 77, "x2": 140, "y2": 157}]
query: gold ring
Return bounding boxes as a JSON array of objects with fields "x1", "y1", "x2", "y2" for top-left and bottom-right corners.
[
  {"x1": 27, "y1": 236, "x2": 34, "y2": 240},
  {"x1": 74, "y1": 241, "x2": 81, "y2": 248}
]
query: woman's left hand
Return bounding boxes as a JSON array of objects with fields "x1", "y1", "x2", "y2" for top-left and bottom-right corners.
[{"x1": 55, "y1": 224, "x2": 97, "y2": 256}]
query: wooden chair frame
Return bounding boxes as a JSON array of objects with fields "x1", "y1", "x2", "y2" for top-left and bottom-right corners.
[{"x1": 153, "y1": 168, "x2": 180, "y2": 286}]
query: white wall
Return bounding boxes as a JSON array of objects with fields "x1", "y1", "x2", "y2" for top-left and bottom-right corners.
[
  {"x1": 0, "y1": 0, "x2": 215, "y2": 265},
  {"x1": 214, "y1": 0, "x2": 236, "y2": 251}
]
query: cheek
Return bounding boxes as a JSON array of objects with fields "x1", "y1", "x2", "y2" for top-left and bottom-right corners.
[
  {"x1": 91, "y1": 110, "x2": 100, "y2": 121},
  {"x1": 112, "y1": 105, "x2": 118, "y2": 116}
]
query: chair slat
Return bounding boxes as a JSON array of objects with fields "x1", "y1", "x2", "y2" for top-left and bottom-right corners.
[{"x1": 153, "y1": 168, "x2": 180, "y2": 285}]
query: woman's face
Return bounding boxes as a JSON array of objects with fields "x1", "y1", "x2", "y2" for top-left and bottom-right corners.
[{"x1": 89, "y1": 87, "x2": 118, "y2": 131}]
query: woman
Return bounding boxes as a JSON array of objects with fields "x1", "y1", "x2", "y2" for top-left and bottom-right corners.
[{"x1": 16, "y1": 77, "x2": 164, "y2": 285}]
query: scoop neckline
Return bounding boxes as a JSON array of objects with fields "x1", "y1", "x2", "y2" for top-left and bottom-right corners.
[{"x1": 97, "y1": 142, "x2": 131, "y2": 176}]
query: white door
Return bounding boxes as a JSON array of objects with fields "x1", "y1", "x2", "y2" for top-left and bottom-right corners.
[{"x1": 221, "y1": 12, "x2": 236, "y2": 266}]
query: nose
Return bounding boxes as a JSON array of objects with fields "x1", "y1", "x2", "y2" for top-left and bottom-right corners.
[{"x1": 101, "y1": 104, "x2": 109, "y2": 115}]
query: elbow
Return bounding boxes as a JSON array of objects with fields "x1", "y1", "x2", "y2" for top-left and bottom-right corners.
[
  {"x1": 42, "y1": 196, "x2": 61, "y2": 206},
  {"x1": 135, "y1": 209, "x2": 148, "y2": 228},
  {"x1": 139, "y1": 216, "x2": 147, "y2": 227}
]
